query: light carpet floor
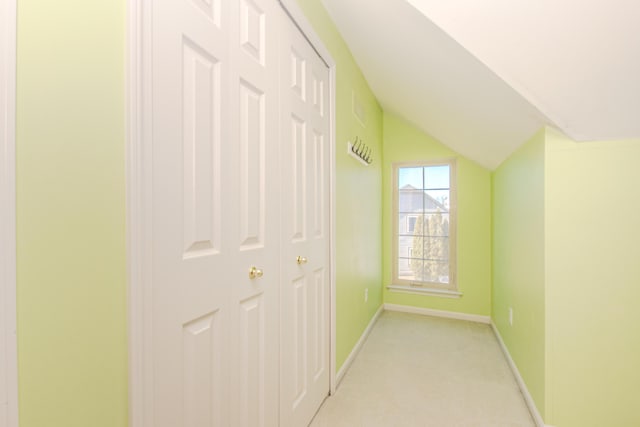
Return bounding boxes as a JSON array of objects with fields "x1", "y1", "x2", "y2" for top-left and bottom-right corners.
[{"x1": 310, "y1": 310, "x2": 536, "y2": 427}]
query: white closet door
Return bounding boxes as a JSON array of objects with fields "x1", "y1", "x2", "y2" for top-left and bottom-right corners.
[
  {"x1": 151, "y1": 0, "x2": 279, "y2": 425},
  {"x1": 279, "y1": 13, "x2": 331, "y2": 427}
]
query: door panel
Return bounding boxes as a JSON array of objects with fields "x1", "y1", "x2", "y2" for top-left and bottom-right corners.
[
  {"x1": 311, "y1": 268, "x2": 326, "y2": 380},
  {"x1": 238, "y1": 80, "x2": 266, "y2": 249},
  {"x1": 228, "y1": 0, "x2": 280, "y2": 424},
  {"x1": 182, "y1": 40, "x2": 222, "y2": 258},
  {"x1": 291, "y1": 115, "x2": 307, "y2": 241},
  {"x1": 311, "y1": 130, "x2": 325, "y2": 238},
  {"x1": 280, "y1": 14, "x2": 331, "y2": 427},
  {"x1": 182, "y1": 311, "x2": 223, "y2": 427},
  {"x1": 152, "y1": 0, "x2": 279, "y2": 425},
  {"x1": 238, "y1": 294, "x2": 265, "y2": 427}
]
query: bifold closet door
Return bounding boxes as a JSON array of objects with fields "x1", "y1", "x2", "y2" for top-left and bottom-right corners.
[
  {"x1": 151, "y1": 0, "x2": 280, "y2": 425},
  {"x1": 279, "y1": 12, "x2": 332, "y2": 427}
]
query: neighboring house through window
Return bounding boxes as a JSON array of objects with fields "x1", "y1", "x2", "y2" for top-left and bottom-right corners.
[{"x1": 393, "y1": 160, "x2": 457, "y2": 292}]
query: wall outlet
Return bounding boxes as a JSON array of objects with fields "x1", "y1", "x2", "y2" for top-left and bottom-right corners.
[
  {"x1": 508, "y1": 307, "x2": 513, "y2": 326},
  {"x1": 364, "y1": 288, "x2": 368, "y2": 303}
]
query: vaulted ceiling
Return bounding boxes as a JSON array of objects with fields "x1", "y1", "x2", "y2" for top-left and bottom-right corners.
[{"x1": 321, "y1": 0, "x2": 640, "y2": 169}]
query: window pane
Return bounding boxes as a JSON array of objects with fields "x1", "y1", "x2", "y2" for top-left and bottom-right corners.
[
  {"x1": 422, "y1": 213, "x2": 449, "y2": 237},
  {"x1": 423, "y1": 165, "x2": 449, "y2": 189},
  {"x1": 398, "y1": 258, "x2": 418, "y2": 281},
  {"x1": 398, "y1": 189, "x2": 425, "y2": 212},
  {"x1": 407, "y1": 216, "x2": 417, "y2": 233},
  {"x1": 423, "y1": 261, "x2": 449, "y2": 283},
  {"x1": 424, "y1": 189, "x2": 450, "y2": 210},
  {"x1": 423, "y1": 237, "x2": 449, "y2": 261},
  {"x1": 409, "y1": 259, "x2": 424, "y2": 282},
  {"x1": 399, "y1": 213, "x2": 423, "y2": 234},
  {"x1": 398, "y1": 167, "x2": 423, "y2": 189}
]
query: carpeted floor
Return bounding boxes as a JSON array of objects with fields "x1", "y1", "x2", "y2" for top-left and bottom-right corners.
[{"x1": 310, "y1": 310, "x2": 536, "y2": 427}]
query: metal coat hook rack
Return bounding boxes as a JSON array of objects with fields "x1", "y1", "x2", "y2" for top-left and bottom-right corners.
[{"x1": 347, "y1": 136, "x2": 373, "y2": 166}]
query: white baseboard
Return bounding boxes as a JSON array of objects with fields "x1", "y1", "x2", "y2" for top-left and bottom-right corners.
[
  {"x1": 383, "y1": 303, "x2": 491, "y2": 324},
  {"x1": 491, "y1": 322, "x2": 547, "y2": 427},
  {"x1": 335, "y1": 304, "x2": 384, "y2": 387}
]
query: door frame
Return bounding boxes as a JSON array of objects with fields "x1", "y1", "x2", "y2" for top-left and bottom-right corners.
[
  {"x1": 0, "y1": 0, "x2": 18, "y2": 425},
  {"x1": 125, "y1": 0, "x2": 337, "y2": 425}
]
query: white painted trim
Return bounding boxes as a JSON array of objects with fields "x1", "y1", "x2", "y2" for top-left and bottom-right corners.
[
  {"x1": 387, "y1": 285, "x2": 462, "y2": 298},
  {"x1": 335, "y1": 305, "x2": 384, "y2": 387},
  {"x1": 0, "y1": 0, "x2": 18, "y2": 424},
  {"x1": 126, "y1": 0, "x2": 154, "y2": 425},
  {"x1": 491, "y1": 322, "x2": 547, "y2": 427},
  {"x1": 329, "y1": 59, "x2": 337, "y2": 396},
  {"x1": 278, "y1": 0, "x2": 338, "y2": 396},
  {"x1": 384, "y1": 303, "x2": 491, "y2": 324}
]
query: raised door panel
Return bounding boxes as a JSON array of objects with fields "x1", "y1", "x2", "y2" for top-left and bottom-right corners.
[
  {"x1": 310, "y1": 130, "x2": 325, "y2": 239},
  {"x1": 238, "y1": 80, "x2": 265, "y2": 249},
  {"x1": 311, "y1": 268, "x2": 326, "y2": 381},
  {"x1": 183, "y1": 312, "x2": 223, "y2": 427},
  {"x1": 182, "y1": 40, "x2": 222, "y2": 258},
  {"x1": 238, "y1": 294, "x2": 266, "y2": 427},
  {"x1": 291, "y1": 275, "x2": 308, "y2": 408},
  {"x1": 290, "y1": 115, "x2": 307, "y2": 242}
]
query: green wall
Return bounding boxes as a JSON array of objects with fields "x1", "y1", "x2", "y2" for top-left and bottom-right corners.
[
  {"x1": 382, "y1": 113, "x2": 492, "y2": 316},
  {"x1": 16, "y1": 1, "x2": 128, "y2": 426},
  {"x1": 492, "y1": 129, "x2": 546, "y2": 417},
  {"x1": 294, "y1": 0, "x2": 384, "y2": 371},
  {"x1": 493, "y1": 127, "x2": 640, "y2": 426},
  {"x1": 545, "y1": 130, "x2": 640, "y2": 427}
]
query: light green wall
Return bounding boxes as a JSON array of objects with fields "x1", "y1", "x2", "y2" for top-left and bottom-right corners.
[
  {"x1": 491, "y1": 129, "x2": 546, "y2": 417},
  {"x1": 294, "y1": 0, "x2": 384, "y2": 371},
  {"x1": 545, "y1": 129, "x2": 640, "y2": 427},
  {"x1": 16, "y1": 1, "x2": 127, "y2": 427},
  {"x1": 382, "y1": 113, "x2": 492, "y2": 316}
]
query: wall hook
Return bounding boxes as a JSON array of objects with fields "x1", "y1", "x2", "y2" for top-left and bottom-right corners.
[{"x1": 347, "y1": 136, "x2": 373, "y2": 166}]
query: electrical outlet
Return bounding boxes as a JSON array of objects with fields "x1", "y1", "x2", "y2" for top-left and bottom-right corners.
[
  {"x1": 508, "y1": 307, "x2": 513, "y2": 326},
  {"x1": 364, "y1": 288, "x2": 368, "y2": 303}
]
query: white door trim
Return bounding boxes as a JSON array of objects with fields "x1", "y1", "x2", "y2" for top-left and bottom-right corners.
[
  {"x1": 0, "y1": 0, "x2": 18, "y2": 425},
  {"x1": 126, "y1": 0, "x2": 153, "y2": 425},
  {"x1": 277, "y1": 0, "x2": 338, "y2": 395},
  {"x1": 126, "y1": 0, "x2": 337, "y2": 425}
]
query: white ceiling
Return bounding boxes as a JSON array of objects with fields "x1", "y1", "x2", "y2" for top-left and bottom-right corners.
[{"x1": 321, "y1": 0, "x2": 640, "y2": 170}]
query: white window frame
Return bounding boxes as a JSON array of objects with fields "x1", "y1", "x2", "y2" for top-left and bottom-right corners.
[{"x1": 390, "y1": 159, "x2": 459, "y2": 297}]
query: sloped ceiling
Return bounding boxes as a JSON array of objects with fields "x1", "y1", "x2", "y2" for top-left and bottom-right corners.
[{"x1": 321, "y1": 0, "x2": 640, "y2": 170}]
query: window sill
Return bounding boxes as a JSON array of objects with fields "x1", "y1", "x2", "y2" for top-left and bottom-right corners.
[{"x1": 387, "y1": 285, "x2": 462, "y2": 299}]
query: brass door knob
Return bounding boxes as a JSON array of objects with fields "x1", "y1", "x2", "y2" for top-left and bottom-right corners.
[
  {"x1": 249, "y1": 266, "x2": 263, "y2": 279},
  {"x1": 296, "y1": 256, "x2": 308, "y2": 265}
]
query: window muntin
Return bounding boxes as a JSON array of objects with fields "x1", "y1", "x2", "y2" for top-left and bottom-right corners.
[{"x1": 393, "y1": 160, "x2": 456, "y2": 290}]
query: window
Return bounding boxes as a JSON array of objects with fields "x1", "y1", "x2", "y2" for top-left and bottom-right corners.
[
  {"x1": 392, "y1": 160, "x2": 457, "y2": 292},
  {"x1": 406, "y1": 214, "x2": 418, "y2": 233}
]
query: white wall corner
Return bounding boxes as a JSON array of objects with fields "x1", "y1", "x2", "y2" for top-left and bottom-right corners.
[{"x1": 491, "y1": 322, "x2": 547, "y2": 427}]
